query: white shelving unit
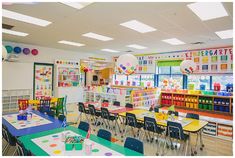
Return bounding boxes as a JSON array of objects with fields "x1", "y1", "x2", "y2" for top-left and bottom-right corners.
[
  {"x1": 2, "y1": 89, "x2": 31, "y2": 114},
  {"x1": 83, "y1": 91, "x2": 129, "y2": 106}
]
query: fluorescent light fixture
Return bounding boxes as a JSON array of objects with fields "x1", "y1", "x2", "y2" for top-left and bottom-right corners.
[
  {"x1": 82, "y1": 32, "x2": 113, "y2": 41},
  {"x1": 215, "y1": 29, "x2": 233, "y2": 39},
  {"x1": 162, "y1": 38, "x2": 185, "y2": 45},
  {"x1": 2, "y1": 28, "x2": 28, "y2": 36},
  {"x1": 187, "y1": 2, "x2": 228, "y2": 21},
  {"x1": 120, "y1": 20, "x2": 156, "y2": 33},
  {"x1": 2, "y1": 9, "x2": 52, "y2": 27},
  {"x1": 101, "y1": 49, "x2": 120, "y2": 53},
  {"x1": 127, "y1": 44, "x2": 147, "y2": 49},
  {"x1": 61, "y1": 2, "x2": 92, "y2": 10},
  {"x1": 58, "y1": 40, "x2": 85, "y2": 47}
]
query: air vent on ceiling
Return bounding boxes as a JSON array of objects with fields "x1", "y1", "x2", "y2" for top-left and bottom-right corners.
[
  {"x1": 2, "y1": 23, "x2": 14, "y2": 30},
  {"x1": 190, "y1": 42, "x2": 205, "y2": 45}
]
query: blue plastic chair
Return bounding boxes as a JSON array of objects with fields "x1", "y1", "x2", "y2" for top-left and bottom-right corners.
[
  {"x1": 124, "y1": 137, "x2": 144, "y2": 154},
  {"x1": 97, "y1": 129, "x2": 111, "y2": 141},
  {"x1": 78, "y1": 102, "x2": 90, "y2": 123},
  {"x1": 78, "y1": 121, "x2": 90, "y2": 132},
  {"x1": 186, "y1": 113, "x2": 199, "y2": 120},
  {"x1": 113, "y1": 101, "x2": 120, "y2": 106},
  {"x1": 154, "y1": 107, "x2": 159, "y2": 113},
  {"x1": 164, "y1": 121, "x2": 189, "y2": 156},
  {"x1": 167, "y1": 110, "x2": 179, "y2": 116},
  {"x1": 125, "y1": 103, "x2": 133, "y2": 108},
  {"x1": 124, "y1": 113, "x2": 143, "y2": 138},
  {"x1": 143, "y1": 116, "x2": 165, "y2": 155}
]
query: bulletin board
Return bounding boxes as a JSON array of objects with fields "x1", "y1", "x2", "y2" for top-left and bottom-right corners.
[
  {"x1": 114, "y1": 46, "x2": 233, "y2": 75},
  {"x1": 33, "y1": 63, "x2": 54, "y2": 99}
]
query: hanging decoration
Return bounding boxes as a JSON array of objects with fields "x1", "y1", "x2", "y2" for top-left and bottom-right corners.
[
  {"x1": 23, "y1": 48, "x2": 30, "y2": 55},
  {"x1": 180, "y1": 60, "x2": 196, "y2": 74},
  {"x1": 13, "y1": 46, "x2": 22, "y2": 54},
  {"x1": 31, "y1": 49, "x2": 39, "y2": 56},
  {"x1": 3, "y1": 45, "x2": 40, "y2": 56},
  {"x1": 2, "y1": 45, "x2": 8, "y2": 61},
  {"x1": 5, "y1": 45, "x2": 13, "y2": 53},
  {"x1": 116, "y1": 54, "x2": 138, "y2": 76}
]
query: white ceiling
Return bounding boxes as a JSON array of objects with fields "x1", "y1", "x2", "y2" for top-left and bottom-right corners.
[{"x1": 2, "y1": 2, "x2": 233, "y2": 56}]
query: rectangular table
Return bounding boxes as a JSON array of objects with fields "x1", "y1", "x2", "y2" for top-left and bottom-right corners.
[
  {"x1": 84, "y1": 102, "x2": 134, "y2": 135},
  {"x1": 2, "y1": 110, "x2": 62, "y2": 137},
  {"x1": 18, "y1": 126, "x2": 143, "y2": 156},
  {"x1": 118, "y1": 109, "x2": 208, "y2": 132},
  {"x1": 118, "y1": 109, "x2": 208, "y2": 155}
]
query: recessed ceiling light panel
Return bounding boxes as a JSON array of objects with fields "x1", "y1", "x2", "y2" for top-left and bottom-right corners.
[
  {"x1": 215, "y1": 29, "x2": 233, "y2": 39},
  {"x1": 2, "y1": 28, "x2": 28, "y2": 36},
  {"x1": 120, "y1": 20, "x2": 156, "y2": 33},
  {"x1": 101, "y1": 49, "x2": 120, "y2": 53},
  {"x1": 60, "y1": 2, "x2": 93, "y2": 10},
  {"x1": 187, "y1": 2, "x2": 228, "y2": 21},
  {"x1": 2, "y1": 9, "x2": 52, "y2": 27},
  {"x1": 162, "y1": 38, "x2": 185, "y2": 45},
  {"x1": 82, "y1": 32, "x2": 113, "y2": 41},
  {"x1": 127, "y1": 44, "x2": 147, "y2": 49},
  {"x1": 58, "y1": 40, "x2": 85, "y2": 47}
]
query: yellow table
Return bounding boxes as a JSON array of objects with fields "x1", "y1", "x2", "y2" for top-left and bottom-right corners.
[
  {"x1": 28, "y1": 98, "x2": 58, "y2": 109},
  {"x1": 28, "y1": 98, "x2": 58, "y2": 105},
  {"x1": 118, "y1": 109, "x2": 208, "y2": 132},
  {"x1": 119, "y1": 109, "x2": 208, "y2": 155}
]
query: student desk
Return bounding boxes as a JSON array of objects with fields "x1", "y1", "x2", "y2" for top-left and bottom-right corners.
[
  {"x1": 18, "y1": 126, "x2": 143, "y2": 156},
  {"x1": 118, "y1": 109, "x2": 208, "y2": 155},
  {"x1": 2, "y1": 110, "x2": 62, "y2": 137}
]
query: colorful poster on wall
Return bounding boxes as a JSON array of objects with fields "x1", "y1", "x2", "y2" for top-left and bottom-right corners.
[{"x1": 33, "y1": 63, "x2": 54, "y2": 99}]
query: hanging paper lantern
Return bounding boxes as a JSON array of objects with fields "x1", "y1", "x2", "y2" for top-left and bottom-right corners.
[
  {"x1": 180, "y1": 60, "x2": 196, "y2": 75},
  {"x1": 2, "y1": 45, "x2": 8, "y2": 61},
  {"x1": 116, "y1": 54, "x2": 138, "y2": 76},
  {"x1": 31, "y1": 49, "x2": 39, "y2": 56},
  {"x1": 13, "y1": 46, "x2": 22, "y2": 54},
  {"x1": 5, "y1": 45, "x2": 13, "y2": 53},
  {"x1": 23, "y1": 48, "x2": 30, "y2": 55}
]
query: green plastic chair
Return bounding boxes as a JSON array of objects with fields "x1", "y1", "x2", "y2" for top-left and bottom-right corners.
[{"x1": 55, "y1": 97, "x2": 65, "y2": 116}]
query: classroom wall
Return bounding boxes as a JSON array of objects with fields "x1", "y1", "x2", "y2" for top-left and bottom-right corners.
[{"x1": 2, "y1": 41, "x2": 112, "y2": 92}]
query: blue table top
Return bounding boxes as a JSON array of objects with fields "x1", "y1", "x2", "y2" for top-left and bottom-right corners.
[{"x1": 2, "y1": 110, "x2": 62, "y2": 137}]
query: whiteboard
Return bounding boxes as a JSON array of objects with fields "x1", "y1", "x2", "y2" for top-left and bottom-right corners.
[{"x1": 2, "y1": 62, "x2": 33, "y2": 90}]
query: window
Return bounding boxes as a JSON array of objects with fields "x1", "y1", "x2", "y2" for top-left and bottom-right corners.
[
  {"x1": 128, "y1": 75, "x2": 141, "y2": 86},
  {"x1": 188, "y1": 75, "x2": 210, "y2": 90},
  {"x1": 171, "y1": 66, "x2": 181, "y2": 74},
  {"x1": 141, "y1": 74, "x2": 154, "y2": 87},
  {"x1": 159, "y1": 66, "x2": 170, "y2": 74},
  {"x1": 212, "y1": 75, "x2": 233, "y2": 91}
]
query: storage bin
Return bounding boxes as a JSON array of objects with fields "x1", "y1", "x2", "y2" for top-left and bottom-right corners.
[
  {"x1": 74, "y1": 143, "x2": 83, "y2": 150},
  {"x1": 198, "y1": 104, "x2": 202, "y2": 109},
  {"x1": 214, "y1": 105, "x2": 219, "y2": 111},
  {"x1": 219, "y1": 106, "x2": 224, "y2": 111},
  {"x1": 65, "y1": 143, "x2": 74, "y2": 151},
  {"x1": 203, "y1": 104, "x2": 208, "y2": 110}
]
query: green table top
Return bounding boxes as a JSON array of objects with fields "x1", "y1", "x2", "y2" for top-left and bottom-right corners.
[{"x1": 18, "y1": 126, "x2": 143, "y2": 156}]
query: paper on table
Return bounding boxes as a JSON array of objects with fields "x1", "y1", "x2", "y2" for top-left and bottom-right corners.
[
  {"x1": 31, "y1": 130, "x2": 123, "y2": 156},
  {"x1": 2, "y1": 113, "x2": 52, "y2": 130}
]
